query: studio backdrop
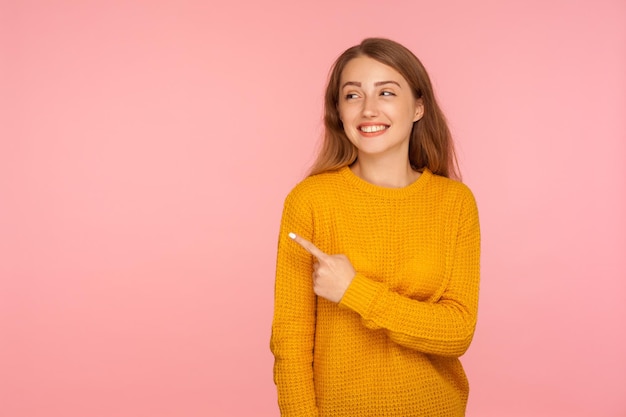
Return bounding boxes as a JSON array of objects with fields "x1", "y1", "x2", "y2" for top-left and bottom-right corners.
[{"x1": 1, "y1": 1, "x2": 625, "y2": 416}]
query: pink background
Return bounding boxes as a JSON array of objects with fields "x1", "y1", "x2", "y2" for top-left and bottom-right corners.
[{"x1": 1, "y1": 0, "x2": 625, "y2": 416}]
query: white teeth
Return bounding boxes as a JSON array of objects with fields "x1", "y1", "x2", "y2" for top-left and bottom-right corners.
[{"x1": 360, "y1": 125, "x2": 387, "y2": 133}]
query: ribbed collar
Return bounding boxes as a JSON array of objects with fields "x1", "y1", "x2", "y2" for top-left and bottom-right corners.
[{"x1": 339, "y1": 166, "x2": 432, "y2": 199}]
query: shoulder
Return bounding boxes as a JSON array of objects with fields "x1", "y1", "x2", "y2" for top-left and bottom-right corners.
[
  {"x1": 425, "y1": 173, "x2": 478, "y2": 220},
  {"x1": 280, "y1": 170, "x2": 347, "y2": 224}
]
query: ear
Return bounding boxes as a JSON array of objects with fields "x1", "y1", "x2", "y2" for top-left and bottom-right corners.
[{"x1": 413, "y1": 98, "x2": 424, "y2": 122}]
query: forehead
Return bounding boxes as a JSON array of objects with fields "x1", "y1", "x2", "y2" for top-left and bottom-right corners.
[{"x1": 340, "y1": 56, "x2": 407, "y2": 86}]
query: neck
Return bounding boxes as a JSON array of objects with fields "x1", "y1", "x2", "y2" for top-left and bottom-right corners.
[{"x1": 350, "y1": 154, "x2": 420, "y2": 188}]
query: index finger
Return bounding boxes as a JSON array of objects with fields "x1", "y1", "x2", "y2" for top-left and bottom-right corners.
[{"x1": 288, "y1": 232, "x2": 327, "y2": 259}]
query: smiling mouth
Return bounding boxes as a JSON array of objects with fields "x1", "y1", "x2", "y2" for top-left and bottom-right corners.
[{"x1": 359, "y1": 125, "x2": 389, "y2": 133}]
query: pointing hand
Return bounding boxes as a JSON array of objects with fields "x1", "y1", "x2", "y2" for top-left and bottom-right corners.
[{"x1": 289, "y1": 232, "x2": 356, "y2": 303}]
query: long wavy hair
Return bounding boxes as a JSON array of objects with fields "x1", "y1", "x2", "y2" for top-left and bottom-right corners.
[{"x1": 309, "y1": 38, "x2": 460, "y2": 180}]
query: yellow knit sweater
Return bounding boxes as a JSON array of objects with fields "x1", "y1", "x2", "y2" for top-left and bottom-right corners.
[{"x1": 271, "y1": 167, "x2": 480, "y2": 417}]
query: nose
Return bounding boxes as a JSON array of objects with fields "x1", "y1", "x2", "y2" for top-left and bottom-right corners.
[{"x1": 362, "y1": 96, "x2": 379, "y2": 117}]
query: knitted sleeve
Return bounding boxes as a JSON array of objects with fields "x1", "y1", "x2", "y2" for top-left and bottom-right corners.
[
  {"x1": 270, "y1": 189, "x2": 319, "y2": 416},
  {"x1": 339, "y1": 189, "x2": 481, "y2": 357}
]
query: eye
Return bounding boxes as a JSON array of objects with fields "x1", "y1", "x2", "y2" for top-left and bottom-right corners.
[
  {"x1": 345, "y1": 93, "x2": 360, "y2": 100},
  {"x1": 381, "y1": 90, "x2": 396, "y2": 97}
]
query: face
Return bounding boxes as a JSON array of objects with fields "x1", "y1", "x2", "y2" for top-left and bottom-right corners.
[{"x1": 337, "y1": 56, "x2": 423, "y2": 161}]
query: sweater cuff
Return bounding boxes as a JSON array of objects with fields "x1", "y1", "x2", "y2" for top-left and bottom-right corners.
[{"x1": 339, "y1": 273, "x2": 383, "y2": 315}]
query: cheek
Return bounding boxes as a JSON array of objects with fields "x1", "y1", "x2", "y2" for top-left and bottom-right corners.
[
  {"x1": 339, "y1": 110, "x2": 359, "y2": 132},
  {"x1": 338, "y1": 102, "x2": 356, "y2": 120}
]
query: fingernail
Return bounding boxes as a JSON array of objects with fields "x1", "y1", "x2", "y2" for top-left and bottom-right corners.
[{"x1": 288, "y1": 232, "x2": 296, "y2": 239}]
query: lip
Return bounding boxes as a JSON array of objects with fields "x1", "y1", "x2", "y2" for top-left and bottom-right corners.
[{"x1": 357, "y1": 122, "x2": 390, "y2": 136}]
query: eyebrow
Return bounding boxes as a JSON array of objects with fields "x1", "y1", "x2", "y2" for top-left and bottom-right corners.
[{"x1": 341, "y1": 80, "x2": 402, "y2": 89}]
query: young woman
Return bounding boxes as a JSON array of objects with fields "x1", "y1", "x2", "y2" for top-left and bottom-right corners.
[{"x1": 271, "y1": 38, "x2": 480, "y2": 416}]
